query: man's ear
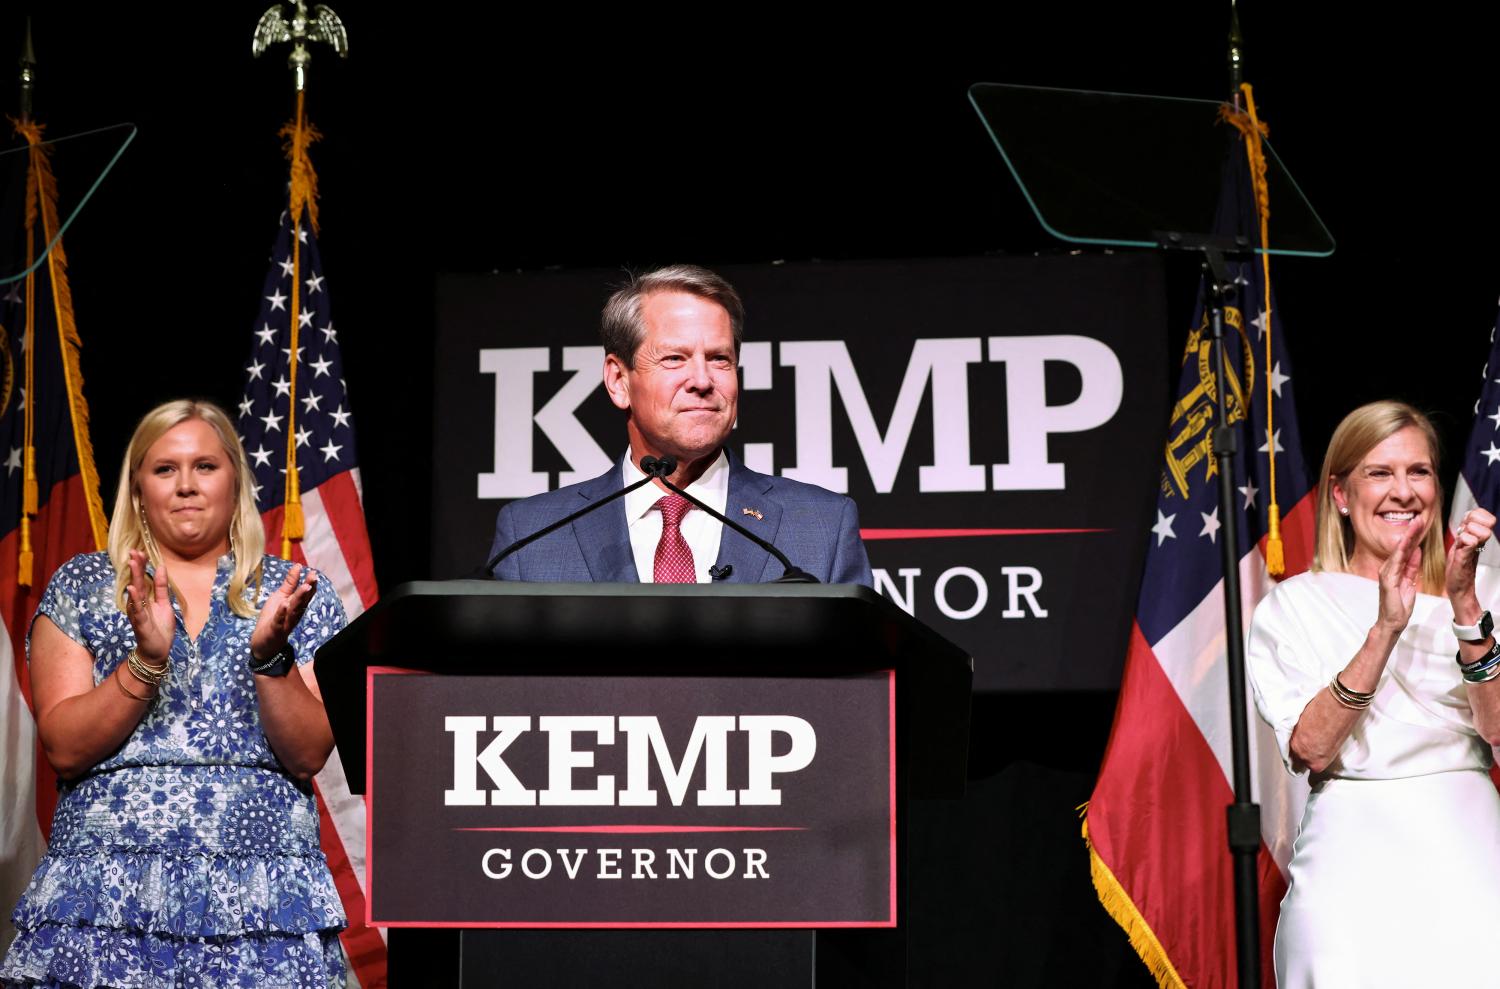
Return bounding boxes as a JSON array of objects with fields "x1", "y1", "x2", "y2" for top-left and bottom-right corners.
[{"x1": 603, "y1": 353, "x2": 631, "y2": 411}]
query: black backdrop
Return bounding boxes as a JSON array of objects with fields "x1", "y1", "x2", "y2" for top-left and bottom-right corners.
[
  {"x1": 434, "y1": 256, "x2": 1168, "y2": 691},
  {"x1": 4, "y1": 4, "x2": 1498, "y2": 984}
]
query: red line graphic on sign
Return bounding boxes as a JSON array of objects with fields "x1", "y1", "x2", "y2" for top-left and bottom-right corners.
[
  {"x1": 454, "y1": 825, "x2": 807, "y2": 834},
  {"x1": 859, "y1": 527, "x2": 1110, "y2": 540}
]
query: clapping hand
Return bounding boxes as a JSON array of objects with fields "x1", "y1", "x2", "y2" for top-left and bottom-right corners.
[
  {"x1": 250, "y1": 565, "x2": 317, "y2": 663},
  {"x1": 1447, "y1": 508, "x2": 1495, "y2": 610},
  {"x1": 1376, "y1": 520, "x2": 1425, "y2": 634},
  {"x1": 124, "y1": 549, "x2": 175, "y2": 663}
]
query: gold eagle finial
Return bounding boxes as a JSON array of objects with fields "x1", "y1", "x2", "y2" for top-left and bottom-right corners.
[{"x1": 252, "y1": 1, "x2": 349, "y2": 91}]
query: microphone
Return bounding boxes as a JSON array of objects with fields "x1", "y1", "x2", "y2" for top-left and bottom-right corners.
[
  {"x1": 640, "y1": 455, "x2": 674, "y2": 477},
  {"x1": 642, "y1": 455, "x2": 819, "y2": 584}
]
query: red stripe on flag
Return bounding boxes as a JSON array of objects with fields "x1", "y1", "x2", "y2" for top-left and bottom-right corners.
[
  {"x1": 314, "y1": 779, "x2": 387, "y2": 988},
  {"x1": 0, "y1": 473, "x2": 100, "y2": 836},
  {"x1": 260, "y1": 501, "x2": 387, "y2": 985},
  {"x1": 1089, "y1": 623, "x2": 1281, "y2": 988},
  {"x1": 316, "y1": 471, "x2": 379, "y2": 610},
  {"x1": 260, "y1": 505, "x2": 287, "y2": 561}
]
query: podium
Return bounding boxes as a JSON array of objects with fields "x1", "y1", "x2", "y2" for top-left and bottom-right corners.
[{"x1": 316, "y1": 580, "x2": 971, "y2": 987}]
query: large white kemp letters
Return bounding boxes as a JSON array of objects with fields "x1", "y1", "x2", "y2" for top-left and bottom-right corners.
[
  {"x1": 444, "y1": 715, "x2": 818, "y2": 807},
  {"x1": 478, "y1": 337, "x2": 1124, "y2": 498}
]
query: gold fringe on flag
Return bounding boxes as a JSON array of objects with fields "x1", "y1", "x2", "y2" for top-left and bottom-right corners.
[
  {"x1": 275, "y1": 90, "x2": 322, "y2": 557},
  {"x1": 1080, "y1": 805, "x2": 1188, "y2": 989},
  {"x1": 1219, "y1": 85, "x2": 1284, "y2": 576},
  {"x1": 11, "y1": 118, "x2": 109, "y2": 584}
]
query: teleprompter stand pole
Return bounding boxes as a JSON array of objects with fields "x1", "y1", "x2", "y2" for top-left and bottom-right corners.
[
  {"x1": 1157, "y1": 234, "x2": 1264, "y2": 987},
  {"x1": 1203, "y1": 244, "x2": 1261, "y2": 989}
]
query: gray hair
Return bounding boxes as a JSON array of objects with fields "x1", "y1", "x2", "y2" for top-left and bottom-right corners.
[{"x1": 600, "y1": 264, "x2": 744, "y2": 367}]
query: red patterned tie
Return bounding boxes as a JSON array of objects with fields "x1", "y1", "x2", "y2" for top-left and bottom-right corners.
[{"x1": 653, "y1": 494, "x2": 697, "y2": 583}]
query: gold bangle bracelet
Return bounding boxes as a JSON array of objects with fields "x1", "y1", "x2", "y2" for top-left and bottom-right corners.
[
  {"x1": 129, "y1": 647, "x2": 168, "y2": 673},
  {"x1": 126, "y1": 649, "x2": 169, "y2": 687},
  {"x1": 124, "y1": 662, "x2": 159, "y2": 689},
  {"x1": 114, "y1": 666, "x2": 152, "y2": 703},
  {"x1": 1328, "y1": 675, "x2": 1374, "y2": 710},
  {"x1": 1332, "y1": 673, "x2": 1375, "y2": 702},
  {"x1": 1332, "y1": 672, "x2": 1374, "y2": 705}
]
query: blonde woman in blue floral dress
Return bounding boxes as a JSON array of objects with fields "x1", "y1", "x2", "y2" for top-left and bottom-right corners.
[{"x1": 0, "y1": 400, "x2": 348, "y2": 988}]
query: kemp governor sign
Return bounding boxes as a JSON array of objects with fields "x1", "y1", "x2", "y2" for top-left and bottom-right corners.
[
  {"x1": 433, "y1": 256, "x2": 1167, "y2": 690},
  {"x1": 367, "y1": 671, "x2": 895, "y2": 926}
]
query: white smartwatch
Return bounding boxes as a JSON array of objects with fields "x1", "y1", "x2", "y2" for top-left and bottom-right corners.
[{"x1": 1453, "y1": 610, "x2": 1494, "y2": 643}]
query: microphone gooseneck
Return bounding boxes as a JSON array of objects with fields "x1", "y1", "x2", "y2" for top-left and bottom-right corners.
[
  {"x1": 648, "y1": 458, "x2": 818, "y2": 584},
  {"x1": 479, "y1": 465, "x2": 658, "y2": 577},
  {"x1": 481, "y1": 453, "x2": 819, "y2": 584}
]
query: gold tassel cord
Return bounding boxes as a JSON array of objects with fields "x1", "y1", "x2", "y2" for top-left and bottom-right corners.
[
  {"x1": 1080, "y1": 808, "x2": 1189, "y2": 989},
  {"x1": 29, "y1": 130, "x2": 109, "y2": 553},
  {"x1": 18, "y1": 219, "x2": 34, "y2": 586},
  {"x1": 277, "y1": 90, "x2": 322, "y2": 557},
  {"x1": 280, "y1": 89, "x2": 323, "y2": 237},
  {"x1": 17, "y1": 122, "x2": 38, "y2": 585},
  {"x1": 10, "y1": 118, "x2": 110, "y2": 583},
  {"x1": 17, "y1": 518, "x2": 32, "y2": 588},
  {"x1": 281, "y1": 210, "x2": 304, "y2": 556},
  {"x1": 1220, "y1": 84, "x2": 1285, "y2": 576}
]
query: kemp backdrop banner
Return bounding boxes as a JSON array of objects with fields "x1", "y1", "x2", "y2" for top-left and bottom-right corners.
[{"x1": 433, "y1": 256, "x2": 1167, "y2": 690}]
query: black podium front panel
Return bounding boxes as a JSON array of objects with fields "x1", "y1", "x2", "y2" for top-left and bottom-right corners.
[{"x1": 367, "y1": 669, "x2": 896, "y2": 927}]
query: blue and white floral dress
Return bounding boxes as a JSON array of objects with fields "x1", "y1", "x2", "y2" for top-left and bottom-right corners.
[{"x1": 0, "y1": 552, "x2": 349, "y2": 989}]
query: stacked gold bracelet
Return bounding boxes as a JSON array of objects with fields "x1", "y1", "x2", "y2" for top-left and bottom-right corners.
[
  {"x1": 114, "y1": 666, "x2": 152, "y2": 702},
  {"x1": 124, "y1": 649, "x2": 169, "y2": 694},
  {"x1": 1328, "y1": 674, "x2": 1375, "y2": 710}
]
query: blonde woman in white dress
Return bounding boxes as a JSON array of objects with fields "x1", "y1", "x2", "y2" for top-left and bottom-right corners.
[{"x1": 1248, "y1": 400, "x2": 1500, "y2": 988}]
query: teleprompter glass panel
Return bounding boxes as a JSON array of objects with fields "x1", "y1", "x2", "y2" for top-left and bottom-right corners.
[{"x1": 968, "y1": 83, "x2": 1333, "y2": 257}]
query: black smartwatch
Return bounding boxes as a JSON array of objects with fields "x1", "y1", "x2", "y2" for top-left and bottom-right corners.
[{"x1": 249, "y1": 643, "x2": 297, "y2": 678}]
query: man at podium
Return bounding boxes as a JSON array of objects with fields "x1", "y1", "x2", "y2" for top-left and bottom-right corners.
[{"x1": 488, "y1": 264, "x2": 872, "y2": 586}]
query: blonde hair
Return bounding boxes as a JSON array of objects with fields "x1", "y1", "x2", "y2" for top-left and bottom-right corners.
[
  {"x1": 108, "y1": 399, "x2": 265, "y2": 618},
  {"x1": 1312, "y1": 400, "x2": 1445, "y2": 595}
]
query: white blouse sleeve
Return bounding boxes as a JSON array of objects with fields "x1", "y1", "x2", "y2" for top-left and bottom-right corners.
[{"x1": 1247, "y1": 582, "x2": 1326, "y2": 777}]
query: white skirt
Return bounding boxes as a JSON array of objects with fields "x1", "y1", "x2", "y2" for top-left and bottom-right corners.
[{"x1": 1275, "y1": 769, "x2": 1500, "y2": 988}]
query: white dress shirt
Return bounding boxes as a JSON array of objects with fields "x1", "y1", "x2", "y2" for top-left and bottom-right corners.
[{"x1": 622, "y1": 450, "x2": 729, "y2": 583}]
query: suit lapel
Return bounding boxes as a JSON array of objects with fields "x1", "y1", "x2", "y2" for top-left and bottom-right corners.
[
  {"x1": 714, "y1": 460, "x2": 781, "y2": 583},
  {"x1": 571, "y1": 466, "x2": 640, "y2": 582}
]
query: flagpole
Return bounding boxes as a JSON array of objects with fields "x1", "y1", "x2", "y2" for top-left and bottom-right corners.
[
  {"x1": 1227, "y1": 0, "x2": 1244, "y2": 95},
  {"x1": 1202, "y1": 245, "x2": 1262, "y2": 989},
  {"x1": 18, "y1": 18, "x2": 35, "y2": 124},
  {"x1": 252, "y1": 1, "x2": 349, "y2": 557},
  {"x1": 246, "y1": 12, "x2": 388, "y2": 987}
]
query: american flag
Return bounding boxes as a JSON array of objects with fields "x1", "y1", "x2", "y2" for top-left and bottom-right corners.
[
  {"x1": 1450, "y1": 317, "x2": 1500, "y2": 569},
  {"x1": 237, "y1": 206, "x2": 385, "y2": 987},
  {"x1": 0, "y1": 120, "x2": 109, "y2": 952},
  {"x1": 1083, "y1": 133, "x2": 1317, "y2": 987}
]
